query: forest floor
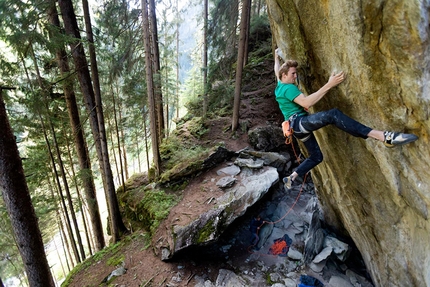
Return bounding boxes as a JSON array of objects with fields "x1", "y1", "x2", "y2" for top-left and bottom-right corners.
[{"x1": 63, "y1": 63, "x2": 285, "y2": 287}]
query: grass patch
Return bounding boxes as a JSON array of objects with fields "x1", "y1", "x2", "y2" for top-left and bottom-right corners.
[
  {"x1": 61, "y1": 233, "x2": 146, "y2": 287},
  {"x1": 140, "y1": 189, "x2": 181, "y2": 234}
]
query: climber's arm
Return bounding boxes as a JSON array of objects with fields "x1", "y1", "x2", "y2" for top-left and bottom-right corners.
[{"x1": 294, "y1": 71, "x2": 345, "y2": 109}]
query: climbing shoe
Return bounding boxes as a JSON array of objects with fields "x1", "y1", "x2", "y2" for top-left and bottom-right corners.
[
  {"x1": 383, "y1": 131, "x2": 418, "y2": 148},
  {"x1": 283, "y1": 176, "x2": 293, "y2": 190}
]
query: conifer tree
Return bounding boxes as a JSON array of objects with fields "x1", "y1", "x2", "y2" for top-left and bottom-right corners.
[
  {"x1": 0, "y1": 88, "x2": 55, "y2": 287},
  {"x1": 232, "y1": 0, "x2": 251, "y2": 131},
  {"x1": 57, "y1": 0, "x2": 128, "y2": 242}
]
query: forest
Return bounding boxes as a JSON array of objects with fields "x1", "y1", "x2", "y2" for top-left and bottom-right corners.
[{"x1": 0, "y1": 0, "x2": 270, "y2": 285}]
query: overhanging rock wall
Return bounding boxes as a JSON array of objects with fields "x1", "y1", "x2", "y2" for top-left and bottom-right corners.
[{"x1": 266, "y1": 0, "x2": 430, "y2": 286}]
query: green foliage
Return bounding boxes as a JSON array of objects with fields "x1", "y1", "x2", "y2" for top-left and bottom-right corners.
[
  {"x1": 106, "y1": 254, "x2": 125, "y2": 267},
  {"x1": 196, "y1": 219, "x2": 216, "y2": 243},
  {"x1": 160, "y1": 117, "x2": 209, "y2": 166},
  {"x1": 265, "y1": 271, "x2": 275, "y2": 285},
  {"x1": 248, "y1": 14, "x2": 272, "y2": 52},
  {"x1": 139, "y1": 189, "x2": 180, "y2": 234},
  {"x1": 61, "y1": 234, "x2": 142, "y2": 287}
]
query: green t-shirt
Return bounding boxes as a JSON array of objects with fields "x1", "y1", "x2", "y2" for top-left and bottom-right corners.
[{"x1": 275, "y1": 80, "x2": 306, "y2": 120}]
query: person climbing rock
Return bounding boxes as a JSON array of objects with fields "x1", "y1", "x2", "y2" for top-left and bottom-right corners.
[
  {"x1": 249, "y1": 215, "x2": 266, "y2": 248},
  {"x1": 274, "y1": 48, "x2": 418, "y2": 190}
]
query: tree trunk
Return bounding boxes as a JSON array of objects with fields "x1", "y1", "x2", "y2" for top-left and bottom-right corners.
[
  {"x1": 65, "y1": 137, "x2": 94, "y2": 256},
  {"x1": 203, "y1": 0, "x2": 208, "y2": 117},
  {"x1": 43, "y1": 121, "x2": 81, "y2": 264},
  {"x1": 0, "y1": 89, "x2": 55, "y2": 287},
  {"x1": 118, "y1": 105, "x2": 129, "y2": 179},
  {"x1": 143, "y1": 109, "x2": 150, "y2": 173},
  {"x1": 48, "y1": 179, "x2": 73, "y2": 271},
  {"x1": 142, "y1": 0, "x2": 161, "y2": 178},
  {"x1": 83, "y1": 0, "x2": 128, "y2": 241},
  {"x1": 243, "y1": 0, "x2": 251, "y2": 66},
  {"x1": 175, "y1": 0, "x2": 180, "y2": 119},
  {"x1": 30, "y1": 38, "x2": 88, "y2": 262},
  {"x1": 47, "y1": 114, "x2": 87, "y2": 261},
  {"x1": 57, "y1": 213, "x2": 73, "y2": 271},
  {"x1": 110, "y1": 86, "x2": 126, "y2": 189},
  {"x1": 47, "y1": 2, "x2": 105, "y2": 248},
  {"x1": 148, "y1": 0, "x2": 165, "y2": 141},
  {"x1": 232, "y1": 0, "x2": 251, "y2": 131},
  {"x1": 58, "y1": 0, "x2": 128, "y2": 242}
]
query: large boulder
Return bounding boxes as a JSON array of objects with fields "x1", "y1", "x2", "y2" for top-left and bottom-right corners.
[
  {"x1": 157, "y1": 151, "x2": 284, "y2": 260},
  {"x1": 266, "y1": 1, "x2": 430, "y2": 286}
]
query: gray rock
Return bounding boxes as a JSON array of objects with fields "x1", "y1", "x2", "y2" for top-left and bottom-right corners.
[
  {"x1": 287, "y1": 248, "x2": 302, "y2": 260},
  {"x1": 324, "y1": 236, "x2": 350, "y2": 262},
  {"x1": 234, "y1": 157, "x2": 264, "y2": 168},
  {"x1": 313, "y1": 246, "x2": 333, "y2": 264},
  {"x1": 216, "y1": 165, "x2": 241, "y2": 176},
  {"x1": 283, "y1": 278, "x2": 296, "y2": 287},
  {"x1": 215, "y1": 176, "x2": 236, "y2": 188},
  {"x1": 215, "y1": 269, "x2": 247, "y2": 287},
  {"x1": 328, "y1": 275, "x2": 354, "y2": 287},
  {"x1": 309, "y1": 261, "x2": 326, "y2": 273},
  {"x1": 160, "y1": 166, "x2": 279, "y2": 260},
  {"x1": 106, "y1": 266, "x2": 127, "y2": 282}
]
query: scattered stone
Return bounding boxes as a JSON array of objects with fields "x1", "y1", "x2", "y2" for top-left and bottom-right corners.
[
  {"x1": 346, "y1": 269, "x2": 374, "y2": 287},
  {"x1": 287, "y1": 248, "x2": 302, "y2": 260},
  {"x1": 234, "y1": 157, "x2": 264, "y2": 168},
  {"x1": 324, "y1": 236, "x2": 350, "y2": 261},
  {"x1": 215, "y1": 176, "x2": 236, "y2": 188},
  {"x1": 269, "y1": 272, "x2": 283, "y2": 283},
  {"x1": 244, "y1": 150, "x2": 290, "y2": 171},
  {"x1": 283, "y1": 277, "x2": 297, "y2": 287},
  {"x1": 215, "y1": 269, "x2": 247, "y2": 287},
  {"x1": 309, "y1": 260, "x2": 326, "y2": 273},
  {"x1": 313, "y1": 246, "x2": 333, "y2": 263},
  {"x1": 329, "y1": 275, "x2": 354, "y2": 287},
  {"x1": 216, "y1": 165, "x2": 241, "y2": 176},
  {"x1": 103, "y1": 266, "x2": 127, "y2": 283}
]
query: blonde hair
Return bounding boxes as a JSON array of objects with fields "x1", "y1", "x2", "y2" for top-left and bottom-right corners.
[{"x1": 279, "y1": 60, "x2": 298, "y2": 78}]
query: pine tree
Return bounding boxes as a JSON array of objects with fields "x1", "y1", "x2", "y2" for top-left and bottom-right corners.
[
  {"x1": 0, "y1": 88, "x2": 55, "y2": 287},
  {"x1": 57, "y1": 0, "x2": 128, "y2": 242},
  {"x1": 232, "y1": 0, "x2": 251, "y2": 131}
]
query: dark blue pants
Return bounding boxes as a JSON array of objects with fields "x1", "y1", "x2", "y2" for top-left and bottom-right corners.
[
  {"x1": 291, "y1": 109, "x2": 372, "y2": 177},
  {"x1": 251, "y1": 233, "x2": 259, "y2": 245}
]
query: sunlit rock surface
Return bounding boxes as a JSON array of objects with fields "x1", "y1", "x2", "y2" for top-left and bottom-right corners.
[{"x1": 266, "y1": 0, "x2": 430, "y2": 286}]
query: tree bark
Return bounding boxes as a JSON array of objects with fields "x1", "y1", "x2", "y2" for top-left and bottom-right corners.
[
  {"x1": 58, "y1": 0, "x2": 128, "y2": 242},
  {"x1": 232, "y1": 0, "x2": 251, "y2": 131},
  {"x1": 148, "y1": 0, "x2": 165, "y2": 140},
  {"x1": 142, "y1": 0, "x2": 161, "y2": 178},
  {"x1": 47, "y1": 2, "x2": 105, "y2": 249},
  {"x1": 203, "y1": 0, "x2": 208, "y2": 117},
  {"x1": 83, "y1": 0, "x2": 128, "y2": 241},
  {"x1": 0, "y1": 89, "x2": 55, "y2": 287},
  {"x1": 43, "y1": 120, "x2": 81, "y2": 264},
  {"x1": 46, "y1": 108, "x2": 87, "y2": 262},
  {"x1": 175, "y1": 0, "x2": 180, "y2": 119},
  {"x1": 65, "y1": 137, "x2": 94, "y2": 256},
  {"x1": 110, "y1": 88, "x2": 126, "y2": 189},
  {"x1": 243, "y1": 0, "x2": 251, "y2": 66}
]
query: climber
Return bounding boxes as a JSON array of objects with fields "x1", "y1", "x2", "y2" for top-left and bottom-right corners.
[
  {"x1": 274, "y1": 48, "x2": 418, "y2": 189},
  {"x1": 249, "y1": 215, "x2": 266, "y2": 248}
]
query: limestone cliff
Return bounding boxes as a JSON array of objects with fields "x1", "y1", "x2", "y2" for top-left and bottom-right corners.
[{"x1": 266, "y1": 0, "x2": 430, "y2": 286}]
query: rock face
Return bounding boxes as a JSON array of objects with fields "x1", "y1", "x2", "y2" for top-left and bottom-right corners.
[{"x1": 266, "y1": 1, "x2": 430, "y2": 286}]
